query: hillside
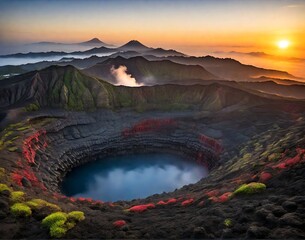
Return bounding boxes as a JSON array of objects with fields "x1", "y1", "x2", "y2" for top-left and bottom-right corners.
[
  {"x1": 84, "y1": 56, "x2": 218, "y2": 85},
  {"x1": 0, "y1": 65, "x2": 280, "y2": 111},
  {"x1": 145, "y1": 55, "x2": 297, "y2": 81}
]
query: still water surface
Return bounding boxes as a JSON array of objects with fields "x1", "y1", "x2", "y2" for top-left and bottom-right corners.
[{"x1": 62, "y1": 153, "x2": 208, "y2": 202}]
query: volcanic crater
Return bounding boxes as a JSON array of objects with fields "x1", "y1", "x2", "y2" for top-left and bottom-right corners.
[{"x1": 0, "y1": 66, "x2": 305, "y2": 239}]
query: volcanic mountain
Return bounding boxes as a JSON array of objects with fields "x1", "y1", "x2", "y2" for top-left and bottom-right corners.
[
  {"x1": 0, "y1": 65, "x2": 279, "y2": 111},
  {"x1": 145, "y1": 55, "x2": 298, "y2": 81},
  {"x1": 83, "y1": 56, "x2": 218, "y2": 85},
  {"x1": 117, "y1": 40, "x2": 152, "y2": 52},
  {"x1": 78, "y1": 38, "x2": 107, "y2": 46}
]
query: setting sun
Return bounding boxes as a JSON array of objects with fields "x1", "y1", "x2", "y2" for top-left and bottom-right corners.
[{"x1": 277, "y1": 40, "x2": 290, "y2": 49}]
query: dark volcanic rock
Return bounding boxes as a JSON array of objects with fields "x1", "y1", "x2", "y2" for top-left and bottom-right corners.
[
  {"x1": 247, "y1": 225, "x2": 270, "y2": 238},
  {"x1": 282, "y1": 201, "x2": 298, "y2": 212}
]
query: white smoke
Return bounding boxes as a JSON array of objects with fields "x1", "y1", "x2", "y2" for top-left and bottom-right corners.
[{"x1": 110, "y1": 65, "x2": 143, "y2": 87}]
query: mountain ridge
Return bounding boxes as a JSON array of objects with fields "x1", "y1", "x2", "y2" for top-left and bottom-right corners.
[{"x1": 0, "y1": 65, "x2": 286, "y2": 112}]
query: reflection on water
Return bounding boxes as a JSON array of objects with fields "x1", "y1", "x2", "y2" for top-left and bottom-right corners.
[{"x1": 61, "y1": 153, "x2": 208, "y2": 202}]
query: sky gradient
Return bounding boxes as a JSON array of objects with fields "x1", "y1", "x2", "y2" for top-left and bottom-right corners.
[{"x1": 0, "y1": 0, "x2": 305, "y2": 58}]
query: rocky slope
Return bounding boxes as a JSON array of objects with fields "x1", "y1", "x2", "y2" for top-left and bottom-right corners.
[
  {"x1": 0, "y1": 65, "x2": 305, "y2": 239},
  {"x1": 0, "y1": 65, "x2": 280, "y2": 111},
  {"x1": 83, "y1": 56, "x2": 218, "y2": 85},
  {"x1": 0, "y1": 102, "x2": 305, "y2": 238}
]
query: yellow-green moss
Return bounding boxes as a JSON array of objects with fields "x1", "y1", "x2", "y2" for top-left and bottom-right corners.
[
  {"x1": 67, "y1": 211, "x2": 85, "y2": 222},
  {"x1": 42, "y1": 212, "x2": 67, "y2": 228},
  {"x1": 268, "y1": 153, "x2": 281, "y2": 161},
  {"x1": 8, "y1": 146, "x2": 18, "y2": 152},
  {"x1": 24, "y1": 103, "x2": 40, "y2": 112},
  {"x1": 26, "y1": 199, "x2": 61, "y2": 211},
  {"x1": 49, "y1": 220, "x2": 67, "y2": 238},
  {"x1": 42, "y1": 211, "x2": 85, "y2": 238},
  {"x1": 10, "y1": 203, "x2": 32, "y2": 217},
  {"x1": 0, "y1": 168, "x2": 5, "y2": 179},
  {"x1": 10, "y1": 191, "x2": 25, "y2": 203},
  {"x1": 234, "y1": 182, "x2": 266, "y2": 195},
  {"x1": 0, "y1": 183, "x2": 11, "y2": 192},
  {"x1": 16, "y1": 126, "x2": 30, "y2": 131},
  {"x1": 224, "y1": 219, "x2": 232, "y2": 228}
]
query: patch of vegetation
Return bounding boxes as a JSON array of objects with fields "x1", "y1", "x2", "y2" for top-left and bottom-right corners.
[
  {"x1": 268, "y1": 152, "x2": 281, "y2": 161},
  {"x1": 8, "y1": 146, "x2": 18, "y2": 152},
  {"x1": 10, "y1": 203, "x2": 32, "y2": 217},
  {"x1": 0, "y1": 126, "x2": 21, "y2": 151},
  {"x1": 234, "y1": 182, "x2": 266, "y2": 195},
  {"x1": 26, "y1": 198, "x2": 61, "y2": 211},
  {"x1": 0, "y1": 168, "x2": 5, "y2": 179},
  {"x1": 0, "y1": 183, "x2": 11, "y2": 192},
  {"x1": 42, "y1": 212, "x2": 68, "y2": 228},
  {"x1": 42, "y1": 211, "x2": 85, "y2": 238},
  {"x1": 67, "y1": 211, "x2": 85, "y2": 221},
  {"x1": 24, "y1": 103, "x2": 40, "y2": 112},
  {"x1": 49, "y1": 220, "x2": 67, "y2": 238},
  {"x1": 10, "y1": 191, "x2": 25, "y2": 203},
  {"x1": 224, "y1": 219, "x2": 232, "y2": 228},
  {"x1": 16, "y1": 126, "x2": 31, "y2": 131}
]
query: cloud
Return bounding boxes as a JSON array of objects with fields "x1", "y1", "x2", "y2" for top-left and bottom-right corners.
[{"x1": 110, "y1": 65, "x2": 143, "y2": 87}]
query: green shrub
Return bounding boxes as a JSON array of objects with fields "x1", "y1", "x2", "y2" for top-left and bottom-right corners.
[
  {"x1": 42, "y1": 211, "x2": 85, "y2": 238},
  {"x1": 50, "y1": 220, "x2": 67, "y2": 238},
  {"x1": 10, "y1": 203, "x2": 32, "y2": 217},
  {"x1": 268, "y1": 153, "x2": 281, "y2": 161},
  {"x1": 8, "y1": 146, "x2": 18, "y2": 152},
  {"x1": 42, "y1": 212, "x2": 67, "y2": 228},
  {"x1": 16, "y1": 126, "x2": 30, "y2": 131},
  {"x1": 26, "y1": 199, "x2": 61, "y2": 211},
  {"x1": 25, "y1": 103, "x2": 40, "y2": 112},
  {"x1": 0, "y1": 168, "x2": 5, "y2": 179},
  {"x1": 10, "y1": 191, "x2": 25, "y2": 203},
  {"x1": 67, "y1": 211, "x2": 85, "y2": 222},
  {"x1": 224, "y1": 219, "x2": 232, "y2": 227},
  {"x1": 234, "y1": 182, "x2": 266, "y2": 195},
  {"x1": 0, "y1": 183, "x2": 11, "y2": 192}
]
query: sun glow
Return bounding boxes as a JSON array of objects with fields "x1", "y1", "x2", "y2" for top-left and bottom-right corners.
[{"x1": 277, "y1": 40, "x2": 290, "y2": 49}]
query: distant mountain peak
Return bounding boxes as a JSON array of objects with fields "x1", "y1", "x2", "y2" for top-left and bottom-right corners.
[
  {"x1": 80, "y1": 38, "x2": 105, "y2": 45},
  {"x1": 119, "y1": 40, "x2": 150, "y2": 51}
]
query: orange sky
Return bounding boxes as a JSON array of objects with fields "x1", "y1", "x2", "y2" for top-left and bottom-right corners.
[{"x1": 0, "y1": 0, "x2": 305, "y2": 58}]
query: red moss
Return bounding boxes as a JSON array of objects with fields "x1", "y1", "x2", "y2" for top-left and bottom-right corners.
[
  {"x1": 205, "y1": 190, "x2": 219, "y2": 197},
  {"x1": 157, "y1": 198, "x2": 177, "y2": 206},
  {"x1": 217, "y1": 192, "x2": 233, "y2": 202},
  {"x1": 198, "y1": 200, "x2": 205, "y2": 207},
  {"x1": 259, "y1": 172, "x2": 272, "y2": 182},
  {"x1": 297, "y1": 148, "x2": 305, "y2": 155},
  {"x1": 128, "y1": 203, "x2": 155, "y2": 212},
  {"x1": 113, "y1": 220, "x2": 126, "y2": 228},
  {"x1": 122, "y1": 118, "x2": 176, "y2": 137},
  {"x1": 181, "y1": 199, "x2": 194, "y2": 206},
  {"x1": 23, "y1": 130, "x2": 47, "y2": 164},
  {"x1": 271, "y1": 148, "x2": 305, "y2": 170},
  {"x1": 166, "y1": 198, "x2": 177, "y2": 204},
  {"x1": 77, "y1": 197, "x2": 93, "y2": 203},
  {"x1": 11, "y1": 161, "x2": 46, "y2": 190},
  {"x1": 273, "y1": 162, "x2": 286, "y2": 169},
  {"x1": 199, "y1": 134, "x2": 223, "y2": 154},
  {"x1": 157, "y1": 201, "x2": 167, "y2": 205},
  {"x1": 208, "y1": 192, "x2": 233, "y2": 203},
  {"x1": 11, "y1": 173, "x2": 23, "y2": 186}
]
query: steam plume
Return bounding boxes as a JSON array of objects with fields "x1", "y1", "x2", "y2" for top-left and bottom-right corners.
[{"x1": 110, "y1": 65, "x2": 142, "y2": 87}]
